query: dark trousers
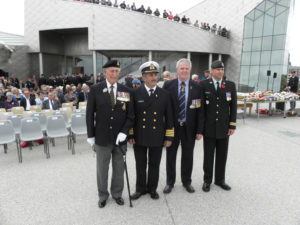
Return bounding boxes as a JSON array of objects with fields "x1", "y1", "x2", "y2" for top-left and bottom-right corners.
[
  {"x1": 133, "y1": 144, "x2": 163, "y2": 193},
  {"x1": 166, "y1": 125, "x2": 195, "y2": 186},
  {"x1": 203, "y1": 136, "x2": 229, "y2": 184}
]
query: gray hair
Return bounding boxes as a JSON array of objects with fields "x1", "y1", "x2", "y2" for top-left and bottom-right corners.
[
  {"x1": 191, "y1": 74, "x2": 199, "y2": 80},
  {"x1": 176, "y1": 58, "x2": 192, "y2": 69},
  {"x1": 6, "y1": 92, "x2": 13, "y2": 96}
]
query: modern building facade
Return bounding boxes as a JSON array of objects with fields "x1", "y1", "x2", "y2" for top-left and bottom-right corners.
[
  {"x1": 0, "y1": 0, "x2": 295, "y2": 92},
  {"x1": 183, "y1": 0, "x2": 294, "y2": 91}
]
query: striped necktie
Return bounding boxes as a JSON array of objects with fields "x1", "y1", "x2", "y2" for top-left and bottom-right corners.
[{"x1": 178, "y1": 82, "x2": 186, "y2": 120}]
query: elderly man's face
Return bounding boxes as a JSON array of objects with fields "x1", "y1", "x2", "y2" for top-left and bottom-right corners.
[
  {"x1": 104, "y1": 67, "x2": 120, "y2": 85},
  {"x1": 7, "y1": 95, "x2": 12, "y2": 101},
  {"x1": 48, "y1": 93, "x2": 54, "y2": 100},
  {"x1": 83, "y1": 86, "x2": 89, "y2": 92},
  {"x1": 211, "y1": 68, "x2": 224, "y2": 81},
  {"x1": 177, "y1": 63, "x2": 191, "y2": 82}
]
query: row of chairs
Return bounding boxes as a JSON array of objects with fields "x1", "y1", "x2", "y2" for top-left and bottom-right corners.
[
  {"x1": 0, "y1": 101, "x2": 87, "y2": 114},
  {"x1": 0, "y1": 111, "x2": 87, "y2": 163}
]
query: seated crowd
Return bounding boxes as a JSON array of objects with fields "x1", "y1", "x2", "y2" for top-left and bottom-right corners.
[
  {"x1": 0, "y1": 73, "x2": 92, "y2": 112},
  {"x1": 73, "y1": 0, "x2": 229, "y2": 37}
]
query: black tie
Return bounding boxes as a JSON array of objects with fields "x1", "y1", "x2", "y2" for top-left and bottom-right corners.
[
  {"x1": 216, "y1": 81, "x2": 220, "y2": 95},
  {"x1": 149, "y1": 89, "x2": 154, "y2": 97},
  {"x1": 110, "y1": 86, "x2": 115, "y2": 107}
]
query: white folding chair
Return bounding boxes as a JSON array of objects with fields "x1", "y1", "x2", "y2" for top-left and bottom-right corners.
[
  {"x1": 20, "y1": 117, "x2": 47, "y2": 158},
  {"x1": 0, "y1": 120, "x2": 21, "y2": 162},
  {"x1": 70, "y1": 113, "x2": 87, "y2": 154},
  {"x1": 46, "y1": 115, "x2": 71, "y2": 157}
]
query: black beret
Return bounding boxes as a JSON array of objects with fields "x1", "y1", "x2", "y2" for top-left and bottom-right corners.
[
  {"x1": 103, "y1": 60, "x2": 120, "y2": 68},
  {"x1": 211, "y1": 60, "x2": 224, "y2": 69}
]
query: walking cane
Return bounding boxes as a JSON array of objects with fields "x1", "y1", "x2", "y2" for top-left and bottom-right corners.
[{"x1": 118, "y1": 144, "x2": 133, "y2": 207}]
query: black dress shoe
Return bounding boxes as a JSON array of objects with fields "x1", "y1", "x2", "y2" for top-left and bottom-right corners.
[
  {"x1": 149, "y1": 191, "x2": 159, "y2": 200},
  {"x1": 215, "y1": 183, "x2": 231, "y2": 191},
  {"x1": 183, "y1": 184, "x2": 195, "y2": 193},
  {"x1": 113, "y1": 197, "x2": 124, "y2": 205},
  {"x1": 202, "y1": 183, "x2": 210, "y2": 192},
  {"x1": 98, "y1": 200, "x2": 106, "y2": 208},
  {"x1": 163, "y1": 185, "x2": 174, "y2": 194},
  {"x1": 130, "y1": 192, "x2": 146, "y2": 200}
]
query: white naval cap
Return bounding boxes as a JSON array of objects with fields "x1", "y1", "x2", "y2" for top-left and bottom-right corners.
[{"x1": 139, "y1": 61, "x2": 160, "y2": 75}]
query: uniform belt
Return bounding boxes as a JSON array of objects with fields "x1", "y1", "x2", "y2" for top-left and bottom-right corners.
[{"x1": 178, "y1": 122, "x2": 186, "y2": 127}]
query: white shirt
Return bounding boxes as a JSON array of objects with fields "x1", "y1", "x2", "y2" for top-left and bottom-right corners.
[
  {"x1": 106, "y1": 80, "x2": 117, "y2": 103},
  {"x1": 49, "y1": 99, "x2": 53, "y2": 110},
  {"x1": 25, "y1": 98, "x2": 31, "y2": 111},
  {"x1": 144, "y1": 84, "x2": 157, "y2": 96}
]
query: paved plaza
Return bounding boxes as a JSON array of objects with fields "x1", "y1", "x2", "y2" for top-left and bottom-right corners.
[{"x1": 1, "y1": 115, "x2": 300, "y2": 225}]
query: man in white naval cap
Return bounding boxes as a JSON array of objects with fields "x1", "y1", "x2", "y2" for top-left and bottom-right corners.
[{"x1": 128, "y1": 61, "x2": 174, "y2": 200}]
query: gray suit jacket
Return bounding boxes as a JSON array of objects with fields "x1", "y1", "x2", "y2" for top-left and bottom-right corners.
[{"x1": 42, "y1": 99, "x2": 61, "y2": 110}]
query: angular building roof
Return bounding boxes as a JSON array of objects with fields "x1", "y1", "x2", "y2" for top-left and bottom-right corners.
[{"x1": 0, "y1": 31, "x2": 25, "y2": 46}]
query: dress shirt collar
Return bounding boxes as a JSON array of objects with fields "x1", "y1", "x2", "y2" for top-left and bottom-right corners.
[{"x1": 144, "y1": 84, "x2": 157, "y2": 95}]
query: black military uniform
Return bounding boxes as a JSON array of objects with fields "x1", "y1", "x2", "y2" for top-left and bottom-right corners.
[
  {"x1": 200, "y1": 60, "x2": 237, "y2": 191},
  {"x1": 86, "y1": 60, "x2": 134, "y2": 208},
  {"x1": 287, "y1": 72, "x2": 299, "y2": 110},
  {"x1": 130, "y1": 61, "x2": 174, "y2": 200}
]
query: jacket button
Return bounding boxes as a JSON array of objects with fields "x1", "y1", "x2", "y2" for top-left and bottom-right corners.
[
  {"x1": 217, "y1": 97, "x2": 219, "y2": 100},
  {"x1": 216, "y1": 105, "x2": 219, "y2": 107},
  {"x1": 154, "y1": 112, "x2": 157, "y2": 115},
  {"x1": 111, "y1": 117, "x2": 114, "y2": 120},
  {"x1": 216, "y1": 112, "x2": 219, "y2": 114},
  {"x1": 143, "y1": 118, "x2": 146, "y2": 121},
  {"x1": 112, "y1": 109, "x2": 114, "y2": 111},
  {"x1": 153, "y1": 119, "x2": 156, "y2": 122},
  {"x1": 153, "y1": 126, "x2": 156, "y2": 129},
  {"x1": 143, "y1": 111, "x2": 146, "y2": 114},
  {"x1": 143, "y1": 125, "x2": 146, "y2": 129},
  {"x1": 109, "y1": 126, "x2": 112, "y2": 129},
  {"x1": 216, "y1": 118, "x2": 218, "y2": 121}
]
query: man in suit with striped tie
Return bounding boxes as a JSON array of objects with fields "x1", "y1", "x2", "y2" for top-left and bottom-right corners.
[{"x1": 162, "y1": 58, "x2": 205, "y2": 194}]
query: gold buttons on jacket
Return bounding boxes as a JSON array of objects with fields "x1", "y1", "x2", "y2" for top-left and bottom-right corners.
[
  {"x1": 153, "y1": 126, "x2": 156, "y2": 129},
  {"x1": 143, "y1": 111, "x2": 146, "y2": 114},
  {"x1": 217, "y1": 97, "x2": 219, "y2": 100},
  {"x1": 143, "y1": 125, "x2": 146, "y2": 129},
  {"x1": 109, "y1": 126, "x2": 112, "y2": 129},
  {"x1": 143, "y1": 118, "x2": 146, "y2": 122},
  {"x1": 216, "y1": 111, "x2": 219, "y2": 114},
  {"x1": 111, "y1": 117, "x2": 114, "y2": 120},
  {"x1": 216, "y1": 118, "x2": 219, "y2": 121},
  {"x1": 216, "y1": 105, "x2": 219, "y2": 107},
  {"x1": 112, "y1": 109, "x2": 114, "y2": 111},
  {"x1": 153, "y1": 119, "x2": 156, "y2": 122},
  {"x1": 154, "y1": 112, "x2": 157, "y2": 115}
]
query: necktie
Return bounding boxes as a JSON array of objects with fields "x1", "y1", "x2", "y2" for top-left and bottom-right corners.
[
  {"x1": 216, "y1": 81, "x2": 220, "y2": 95},
  {"x1": 149, "y1": 89, "x2": 154, "y2": 97},
  {"x1": 110, "y1": 86, "x2": 115, "y2": 107},
  {"x1": 178, "y1": 82, "x2": 186, "y2": 121}
]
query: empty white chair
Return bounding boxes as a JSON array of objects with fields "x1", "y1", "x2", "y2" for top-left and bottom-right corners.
[
  {"x1": 46, "y1": 115, "x2": 71, "y2": 156},
  {"x1": 31, "y1": 112, "x2": 47, "y2": 132},
  {"x1": 7, "y1": 114, "x2": 23, "y2": 136},
  {"x1": 70, "y1": 113, "x2": 87, "y2": 154},
  {"x1": 20, "y1": 117, "x2": 47, "y2": 158},
  {"x1": 0, "y1": 120, "x2": 21, "y2": 162}
]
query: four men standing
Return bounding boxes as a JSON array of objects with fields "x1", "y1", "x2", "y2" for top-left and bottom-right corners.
[{"x1": 87, "y1": 59, "x2": 237, "y2": 208}]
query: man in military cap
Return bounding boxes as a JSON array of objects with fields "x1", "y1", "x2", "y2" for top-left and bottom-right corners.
[
  {"x1": 162, "y1": 58, "x2": 205, "y2": 194},
  {"x1": 199, "y1": 60, "x2": 237, "y2": 192},
  {"x1": 86, "y1": 60, "x2": 134, "y2": 208},
  {"x1": 129, "y1": 61, "x2": 174, "y2": 200}
]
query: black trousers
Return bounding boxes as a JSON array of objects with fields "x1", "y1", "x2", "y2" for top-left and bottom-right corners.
[
  {"x1": 203, "y1": 136, "x2": 229, "y2": 184},
  {"x1": 166, "y1": 125, "x2": 195, "y2": 186},
  {"x1": 133, "y1": 144, "x2": 163, "y2": 193}
]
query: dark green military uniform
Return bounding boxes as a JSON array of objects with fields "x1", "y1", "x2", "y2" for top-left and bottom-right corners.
[{"x1": 200, "y1": 61, "x2": 237, "y2": 186}]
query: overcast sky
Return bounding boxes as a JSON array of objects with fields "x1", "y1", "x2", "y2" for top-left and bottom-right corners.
[{"x1": 0, "y1": 0, "x2": 299, "y2": 66}]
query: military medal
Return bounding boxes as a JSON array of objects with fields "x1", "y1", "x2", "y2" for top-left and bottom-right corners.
[
  {"x1": 190, "y1": 99, "x2": 201, "y2": 109},
  {"x1": 117, "y1": 92, "x2": 130, "y2": 102},
  {"x1": 122, "y1": 102, "x2": 126, "y2": 111},
  {"x1": 226, "y1": 92, "x2": 231, "y2": 101}
]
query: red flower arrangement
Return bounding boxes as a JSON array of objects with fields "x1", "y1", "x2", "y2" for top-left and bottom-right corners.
[{"x1": 221, "y1": 84, "x2": 225, "y2": 89}]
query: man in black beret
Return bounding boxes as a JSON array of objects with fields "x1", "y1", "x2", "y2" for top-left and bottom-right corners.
[
  {"x1": 86, "y1": 60, "x2": 134, "y2": 208},
  {"x1": 286, "y1": 71, "x2": 299, "y2": 110},
  {"x1": 199, "y1": 60, "x2": 237, "y2": 192}
]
